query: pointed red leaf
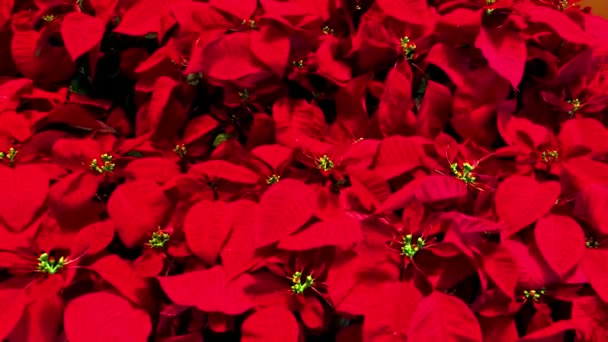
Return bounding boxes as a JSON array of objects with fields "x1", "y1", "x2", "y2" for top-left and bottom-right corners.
[
  {"x1": 516, "y1": 3, "x2": 590, "y2": 45},
  {"x1": 61, "y1": 12, "x2": 106, "y2": 60},
  {"x1": 376, "y1": 0, "x2": 431, "y2": 25},
  {"x1": 157, "y1": 266, "x2": 253, "y2": 314},
  {"x1": 124, "y1": 157, "x2": 181, "y2": 184},
  {"x1": 408, "y1": 292, "x2": 483, "y2": 342},
  {"x1": 363, "y1": 281, "x2": 422, "y2": 341},
  {"x1": 250, "y1": 22, "x2": 290, "y2": 78},
  {"x1": 504, "y1": 239, "x2": 560, "y2": 289},
  {"x1": 88, "y1": 255, "x2": 154, "y2": 307},
  {"x1": 475, "y1": 27, "x2": 526, "y2": 89},
  {"x1": 184, "y1": 200, "x2": 232, "y2": 265},
  {"x1": 71, "y1": 220, "x2": 115, "y2": 257},
  {"x1": 482, "y1": 244, "x2": 519, "y2": 297},
  {"x1": 251, "y1": 144, "x2": 293, "y2": 171},
  {"x1": 254, "y1": 179, "x2": 315, "y2": 248},
  {"x1": 558, "y1": 118, "x2": 608, "y2": 156},
  {"x1": 278, "y1": 218, "x2": 363, "y2": 251},
  {"x1": 64, "y1": 292, "x2": 152, "y2": 342},
  {"x1": 221, "y1": 200, "x2": 260, "y2": 278},
  {"x1": 535, "y1": 214, "x2": 585, "y2": 277},
  {"x1": 0, "y1": 289, "x2": 27, "y2": 341},
  {"x1": 575, "y1": 185, "x2": 608, "y2": 235},
  {"x1": 210, "y1": 0, "x2": 257, "y2": 19},
  {"x1": 0, "y1": 164, "x2": 49, "y2": 232},
  {"x1": 495, "y1": 176, "x2": 561, "y2": 237},
  {"x1": 189, "y1": 160, "x2": 259, "y2": 184},
  {"x1": 107, "y1": 179, "x2": 172, "y2": 248},
  {"x1": 241, "y1": 308, "x2": 300, "y2": 342},
  {"x1": 114, "y1": 0, "x2": 175, "y2": 37},
  {"x1": 563, "y1": 157, "x2": 608, "y2": 191},
  {"x1": 377, "y1": 63, "x2": 416, "y2": 137},
  {"x1": 373, "y1": 135, "x2": 424, "y2": 179},
  {"x1": 415, "y1": 175, "x2": 468, "y2": 207},
  {"x1": 581, "y1": 249, "x2": 608, "y2": 303}
]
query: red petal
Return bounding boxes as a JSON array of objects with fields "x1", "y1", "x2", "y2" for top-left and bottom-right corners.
[
  {"x1": 534, "y1": 214, "x2": 585, "y2": 277},
  {"x1": 184, "y1": 200, "x2": 232, "y2": 264},
  {"x1": 575, "y1": 185, "x2": 608, "y2": 235},
  {"x1": 376, "y1": 0, "x2": 432, "y2": 25},
  {"x1": 0, "y1": 164, "x2": 49, "y2": 232},
  {"x1": 363, "y1": 281, "x2": 422, "y2": 341},
  {"x1": 415, "y1": 175, "x2": 468, "y2": 208},
  {"x1": 475, "y1": 27, "x2": 526, "y2": 89},
  {"x1": 61, "y1": 12, "x2": 105, "y2": 60},
  {"x1": 203, "y1": 33, "x2": 263, "y2": 81},
  {"x1": 221, "y1": 200, "x2": 261, "y2": 278},
  {"x1": 157, "y1": 266, "x2": 253, "y2": 315},
  {"x1": 251, "y1": 144, "x2": 293, "y2": 171},
  {"x1": 581, "y1": 249, "x2": 608, "y2": 303},
  {"x1": 377, "y1": 63, "x2": 416, "y2": 137},
  {"x1": 88, "y1": 254, "x2": 154, "y2": 307},
  {"x1": 189, "y1": 160, "x2": 259, "y2": 184},
  {"x1": 278, "y1": 218, "x2": 363, "y2": 251},
  {"x1": 495, "y1": 176, "x2": 561, "y2": 237},
  {"x1": 210, "y1": 0, "x2": 257, "y2": 19},
  {"x1": 241, "y1": 308, "x2": 300, "y2": 342},
  {"x1": 482, "y1": 244, "x2": 519, "y2": 297},
  {"x1": 408, "y1": 292, "x2": 483, "y2": 342},
  {"x1": 254, "y1": 179, "x2": 315, "y2": 248},
  {"x1": 504, "y1": 239, "x2": 559, "y2": 289},
  {"x1": 107, "y1": 179, "x2": 172, "y2": 248},
  {"x1": 64, "y1": 292, "x2": 152, "y2": 342},
  {"x1": 516, "y1": 3, "x2": 590, "y2": 45},
  {"x1": 373, "y1": 135, "x2": 424, "y2": 179},
  {"x1": 250, "y1": 21, "x2": 290, "y2": 77},
  {"x1": 70, "y1": 220, "x2": 115, "y2": 257},
  {"x1": 114, "y1": 0, "x2": 175, "y2": 37},
  {"x1": 124, "y1": 157, "x2": 181, "y2": 184},
  {"x1": 558, "y1": 118, "x2": 608, "y2": 156},
  {"x1": 416, "y1": 80, "x2": 452, "y2": 139},
  {"x1": 0, "y1": 289, "x2": 27, "y2": 340}
]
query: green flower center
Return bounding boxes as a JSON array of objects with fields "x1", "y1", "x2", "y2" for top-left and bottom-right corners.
[
  {"x1": 266, "y1": 174, "x2": 280, "y2": 185},
  {"x1": 450, "y1": 162, "x2": 477, "y2": 184},
  {"x1": 37, "y1": 253, "x2": 66, "y2": 274},
  {"x1": 147, "y1": 229, "x2": 170, "y2": 249},
  {"x1": 541, "y1": 150, "x2": 559, "y2": 163},
  {"x1": 316, "y1": 155, "x2": 334, "y2": 172},
  {"x1": 292, "y1": 60, "x2": 305, "y2": 69},
  {"x1": 89, "y1": 153, "x2": 115, "y2": 174},
  {"x1": 186, "y1": 72, "x2": 203, "y2": 86},
  {"x1": 241, "y1": 19, "x2": 256, "y2": 29},
  {"x1": 41, "y1": 14, "x2": 56, "y2": 22},
  {"x1": 0, "y1": 147, "x2": 18, "y2": 166},
  {"x1": 291, "y1": 271, "x2": 315, "y2": 295},
  {"x1": 523, "y1": 288, "x2": 545, "y2": 302},
  {"x1": 174, "y1": 144, "x2": 187, "y2": 158},
  {"x1": 401, "y1": 234, "x2": 425, "y2": 258},
  {"x1": 586, "y1": 237, "x2": 600, "y2": 249},
  {"x1": 567, "y1": 98, "x2": 581, "y2": 116},
  {"x1": 238, "y1": 89, "x2": 250, "y2": 101},
  {"x1": 322, "y1": 26, "x2": 334, "y2": 35},
  {"x1": 400, "y1": 36, "x2": 417, "y2": 60}
]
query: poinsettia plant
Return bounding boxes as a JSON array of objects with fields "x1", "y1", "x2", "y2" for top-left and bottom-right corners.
[{"x1": 2, "y1": 0, "x2": 608, "y2": 341}]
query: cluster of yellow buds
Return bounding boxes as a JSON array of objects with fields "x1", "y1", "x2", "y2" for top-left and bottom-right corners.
[
  {"x1": 89, "y1": 153, "x2": 115, "y2": 174},
  {"x1": 37, "y1": 253, "x2": 66, "y2": 275},
  {"x1": 291, "y1": 271, "x2": 315, "y2": 295},
  {"x1": 401, "y1": 234, "x2": 425, "y2": 258}
]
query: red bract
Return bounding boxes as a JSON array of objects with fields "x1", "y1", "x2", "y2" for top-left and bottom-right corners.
[{"x1": 2, "y1": 0, "x2": 608, "y2": 340}]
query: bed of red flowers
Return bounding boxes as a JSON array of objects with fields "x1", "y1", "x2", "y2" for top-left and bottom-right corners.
[{"x1": 2, "y1": 0, "x2": 608, "y2": 341}]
